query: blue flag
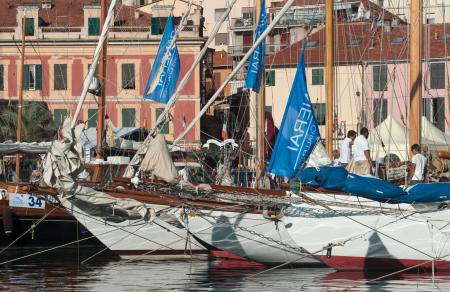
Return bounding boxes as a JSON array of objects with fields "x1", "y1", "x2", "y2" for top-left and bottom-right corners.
[
  {"x1": 144, "y1": 15, "x2": 180, "y2": 104},
  {"x1": 244, "y1": 0, "x2": 266, "y2": 93},
  {"x1": 267, "y1": 46, "x2": 320, "y2": 178}
]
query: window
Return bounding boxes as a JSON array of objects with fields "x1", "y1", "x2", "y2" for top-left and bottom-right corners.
[
  {"x1": 373, "y1": 65, "x2": 388, "y2": 91},
  {"x1": 24, "y1": 64, "x2": 42, "y2": 90},
  {"x1": 155, "y1": 108, "x2": 169, "y2": 134},
  {"x1": 215, "y1": 33, "x2": 229, "y2": 46},
  {"x1": 427, "y1": 18, "x2": 436, "y2": 24},
  {"x1": 311, "y1": 68, "x2": 324, "y2": 85},
  {"x1": 305, "y1": 40, "x2": 318, "y2": 48},
  {"x1": 265, "y1": 106, "x2": 272, "y2": 113},
  {"x1": 391, "y1": 37, "x2": 404, "y2": 45},
  {"x1": 430, "y1": 63, "x2": 445, "y2": 89},
  {"x1": 151, "y1": 17, "x2": 168, "y2": 35},
  {"x1": 348, "y1": 39, "x2": 362, "y2": 46},
  {"x1": 122, "y1": 63, "x2": 135, "y2": 90},
  {"x1": 439, "y1": 34, "x2": 450, "y2": 41},
  {"x1": 0, "y1": 65, "x2": 3, "y2": 91},
  {"x1": 312, "y1": 103, "x2": 325, "y2": 125},
  {"x1": 266, "y1": 70, "x2": 275, "y2": 86},
  {"x1": 25, "y1": 18, "x2": 34, "y2": 36},
  {"x1": 54, "y1": 64, "x2": 67, "y2": 90},
  {"x1": 88, "y1": 17, "x2": 100, "y2": 36},
  {"x1": 53, "y1": 109, "x2": 69, "y2": 127},
  {"x1": 215, "y1": 8, "x2": 227, "y2": 22},
  {"x1": 373, "y1": 98, "x2": 387, "y2": 127},
  {"x1": 122, "y1": 108, "x2": 136, "y2": 127},
  {"x1": 87, "y1": 109, "x2": 98, "y2": 128},
  {"x1": 423, "y1": 97, "x2": 445, "y2": 131}
]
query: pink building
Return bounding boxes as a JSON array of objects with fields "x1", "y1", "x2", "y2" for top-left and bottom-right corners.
[{"x1": 0, "y1": 1, "x2": 205, "y2": 149}]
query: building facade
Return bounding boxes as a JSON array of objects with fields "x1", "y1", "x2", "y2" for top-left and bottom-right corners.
[{"x1": 0, "y1": 1, "x2": 205, "y2": 149}]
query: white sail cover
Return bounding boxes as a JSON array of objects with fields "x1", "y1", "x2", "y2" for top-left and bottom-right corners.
[
  {"x1": 138, "y1": 134, "x2": 179, "y2": 184},
  {"x1": 305, "y1": 142, "x2": 333, "y2": 168},
  {"x1": 41, "y1": 118, "x2": 149, "y2": 221}
]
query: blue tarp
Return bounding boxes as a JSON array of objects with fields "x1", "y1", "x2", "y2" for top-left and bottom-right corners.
[{"x1": 299, "y1": 167, "x2": 450, "y2": 204}]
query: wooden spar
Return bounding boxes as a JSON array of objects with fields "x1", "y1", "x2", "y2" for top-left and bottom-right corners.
[
  {"x1": 16, "y1": 16, "x2": 26, "y2": 183},
  {"x1": 325, "y1": 0, "x2": 334, "y2": 156},
  {"x1": 255, "y1": 0, "x2": 266, "y2": 182},
  {"x1": 96, "y1": 0, "x2": 108, "y2": 159},
  {"x1": 409, "y1": 0, "x2": 422, "y2": 148}
]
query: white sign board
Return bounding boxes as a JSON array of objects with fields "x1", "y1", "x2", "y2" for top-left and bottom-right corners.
[{"x1": 9, "y1": 193, "x2": 46, "y2": 209}]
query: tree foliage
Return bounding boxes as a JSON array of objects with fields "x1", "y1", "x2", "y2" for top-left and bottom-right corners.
[{"x1": 0, "y1": 101, "x2": 57, "y2": 142}]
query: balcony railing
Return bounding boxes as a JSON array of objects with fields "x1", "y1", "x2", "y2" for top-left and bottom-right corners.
[
  {"x1": 230, "y1": 17, "x2": 254, "y2": 30},
  {"x1": 228, "y1": 43, "x2": 290, "y2": 56}
]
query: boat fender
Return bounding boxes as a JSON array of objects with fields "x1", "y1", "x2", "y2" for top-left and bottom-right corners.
[
  {"x1": 326, "y1": 244, "x2": 333, "y2": 259},
  {"x1": 262, "y1": 208, "x2": 284, "y2": 221},
  {"x1": 2, "y1": 205, "x2": 13, "y2": 237}
]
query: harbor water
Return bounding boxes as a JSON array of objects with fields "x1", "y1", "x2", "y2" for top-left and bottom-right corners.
[{"x1": 1, "y1": 250, "x2": 450, "y2": 291}]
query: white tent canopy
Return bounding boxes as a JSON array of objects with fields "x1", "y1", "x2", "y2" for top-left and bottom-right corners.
[{"x1": 369, "y1": 115, "x2": 450, "y2": 161}]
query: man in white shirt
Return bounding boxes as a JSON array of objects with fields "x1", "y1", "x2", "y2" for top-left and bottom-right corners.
[
  {"x1": 350, "y1": 127, "x2": 372, "y2": 175},
  {"x1": 338, "y1": 130, "x2": 357, "y2": 168},
  {"x1": 178, "y1": 166, "x2": 192, "y2": 182},
  {"x1": 407, "y1": 144, "x2": 427, "y2": 185}
]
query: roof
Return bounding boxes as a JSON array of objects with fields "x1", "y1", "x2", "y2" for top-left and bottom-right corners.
[
  {"x1": 213, "y1": 50, "x2": 233, "y2": 68},
  {"x1": 0, "y1": 1, "x2": 151, "y2": 28},
  {"x1": 267, "y1": 22, "x2": 450, "y2": 66}
]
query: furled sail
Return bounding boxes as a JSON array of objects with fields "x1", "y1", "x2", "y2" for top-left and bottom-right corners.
[
  {"x1": 267, "y1": 46, "x2": 320, "y2": 178},
  {"x1": 41, "y1": 118, "x2": 150, "y2": 221},
  {"x1": 138, "y1": 134, "x2": 179, "y2": 184}
]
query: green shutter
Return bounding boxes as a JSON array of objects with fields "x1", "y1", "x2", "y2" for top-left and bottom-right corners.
[
  {"x1": 266, "y1": 70, "x2": 275, "y2": 86},
  {"x1": 151, "y1": 17, "x2": 159, "y2": 35},
  {"x1": 35, "y1": 64, "x2": 42, "y2": 90},
  {"x1": 122, "y1": 64, "x2": 135, "y2": 89},
  {"x1": 23, "y1": 64, "x2": 30, "y2": 90},
  {"x1": 313, "y1": 103, "x2": 325, "y2": 125},
  {"x1": 54, "y1": 64, "x2": 67, "y2": 90},
  {"x1": 122, "y1": 108, "x2": 136, "y2": 127},
  {"x1": 88, "y1": 109, "x2": 98, "y2": 128},
  {"x1": 373, "y1": 65, "x2": 387, "y2": 91},
  {"x1": 88, "y1": 18, "x2": 100, "y2": 36},
  {"x1": 265, "y1": 106, "x2": 272, "y2": 113},
  {"x1": 54, "y1": 109, "x2": 69, "y2": 127},
  {"x1": 156, "y1": 108, "x2": 169, "y2": 134},
  {"x1": 312, "y1": 68, "x2": 324, "y2": 85},
  {"x1": 0, "y1": 65, "x2": 3, "y2": 91},
  {"x1": 25, "y1": 18, "x2": 34, "y2": 36}
]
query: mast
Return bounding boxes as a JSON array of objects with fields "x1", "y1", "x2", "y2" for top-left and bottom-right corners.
[
  {"x1": 96, "y1": 0, "x2": 108, "y2": 159},
  {"x1": 409, "y1": 0, "x2": 422, "y2": 147},
  {"x1": 255, "y1": 0, "x2": 265, "y2": 182},
  {"x1": 16, "y1": 16, "x2": 26, "y2": 183},
  {"x1": 325, "y1": 0, "x2": 334, "y2": 156}
]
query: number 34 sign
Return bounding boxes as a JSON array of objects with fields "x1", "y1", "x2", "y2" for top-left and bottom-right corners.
[{"x1": 9, "y1": 193, "x2": 46, "y2": 209}]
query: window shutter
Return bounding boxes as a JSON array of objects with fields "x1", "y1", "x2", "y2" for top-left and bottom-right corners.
[
  {"x1": 122, "y1": 64, "x2": 135, "y2": 89},
  {"x1": 266, "y1": 70, "x2": 275, "y2": 86},
  {"x1": 54, "y1": 64, "x2": 67, "y2": 90},
  {"x1": 23, "y1": 64, "x2": 30, "y2": 90},
  {"x1": 54, "y1": 109, "x2": 69, "y2": 127},
  {"x1": 88, "y1": 109, "x2": 98, "y2": 128},
  {"x1": 151, "y1": 17, "x2": 159, "y2": 35},
  {"x1": 88, "y1": 18, "x2": 100, "y2": 36},
  {"x1": 122, "y1": 108, "x2": 136, "y2": 127},
  {"x1": 156, "y1": 108, "x2": 169, "y2": 134},
  {"x1": 25, "y1": 18, "x2": 34, "y2": 36},
  {"x1": 35, "y1": 64, "x2": 42, "y2": 90},
  {"x1": 0, "y1": 65, "x2": 3, "y2": 91}
]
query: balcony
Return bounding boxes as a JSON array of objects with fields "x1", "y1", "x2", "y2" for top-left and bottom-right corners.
[
  {"x1": 230, "y1": 17, "x2": 254, "y2": 31},
  {"x1": 228, "y1": 43, "x2": 290, "y2": 57}
]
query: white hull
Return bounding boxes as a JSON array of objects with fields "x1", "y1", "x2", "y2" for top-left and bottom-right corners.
[
  {"x1": 284, "y1": 192, "x2": 450, "y2": 271},
  {"x1": 61, "y1": 200, "x2": 208, "y2": 258},
  {"x1": 175, "y1": 208, "x2": 321, "y2": 265}
]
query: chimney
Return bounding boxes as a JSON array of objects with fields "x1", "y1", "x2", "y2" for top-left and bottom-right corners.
[{"x1": 42, "y1": 0, "x2": 52, "y2": 9}]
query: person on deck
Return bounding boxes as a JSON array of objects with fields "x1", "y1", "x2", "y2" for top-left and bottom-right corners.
[
  {"x1": 178, "y1": 166, "x2": 192, "y2": 183},
  {"x1": 407, "y1": 144, "x2": 427, "y2": 186},
  {"x1": 350, "y1": 127, "x2": 372, "y2": 175},
  {"x1": 338, "y1": 130, "x2": 357, "y2": 168}
]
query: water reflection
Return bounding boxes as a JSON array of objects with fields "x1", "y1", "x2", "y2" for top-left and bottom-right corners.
[{"x1": 1, "y1": 252, "x2": 450, "y2": 291}]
